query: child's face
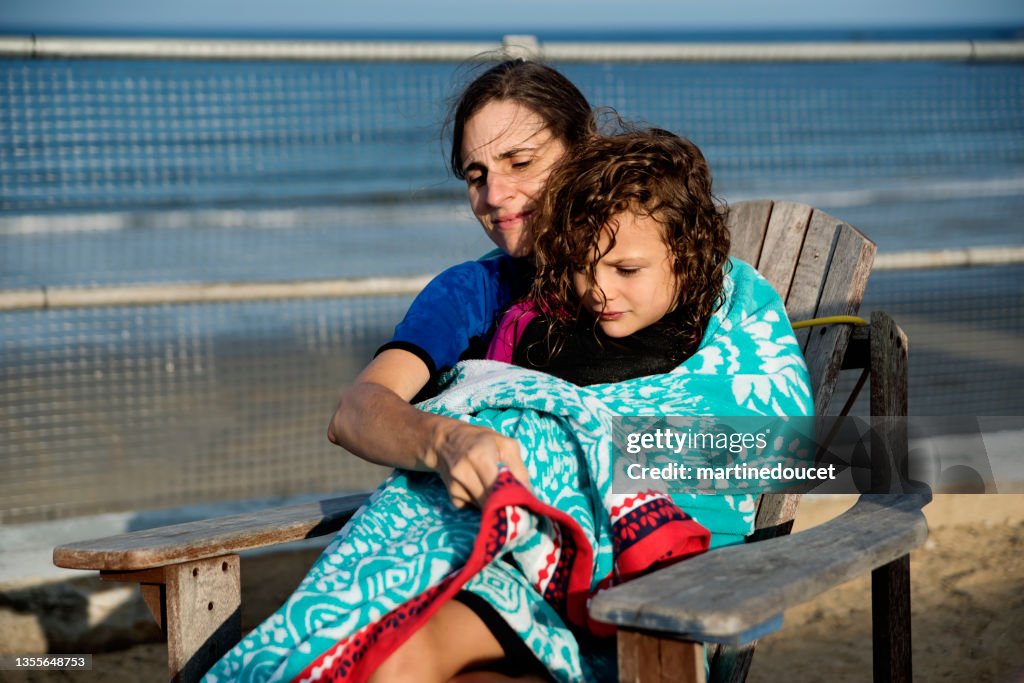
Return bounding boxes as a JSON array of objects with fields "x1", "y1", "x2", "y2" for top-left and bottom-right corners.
[{"x1": 573, "y1": 211, "x2": 679, "y2": 338}]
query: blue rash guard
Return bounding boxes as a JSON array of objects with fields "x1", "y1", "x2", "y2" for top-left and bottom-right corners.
[{"x1": 377, "y1": 252, "x2": 533, "y2": 378}]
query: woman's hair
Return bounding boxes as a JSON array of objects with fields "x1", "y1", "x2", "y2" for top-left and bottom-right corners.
[
  {"x1": 447, "y1": 59, "x2": 593, "y2": 178},
  {"x1": 530, "y1": 127, "x2": 731, "y2": 358}
]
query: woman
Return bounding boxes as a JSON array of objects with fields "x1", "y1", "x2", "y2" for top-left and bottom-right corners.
[
  {"x1": 329, "y1": 59, "x2": 593, "y2": 513},
  {"x1": 327, "y1": 60, "x2": 594, "y2": 682}
]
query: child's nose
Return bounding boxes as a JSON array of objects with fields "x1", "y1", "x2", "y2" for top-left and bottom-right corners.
[{"x1": 591, "y1": 277, "x2": 615, "y2": 305}]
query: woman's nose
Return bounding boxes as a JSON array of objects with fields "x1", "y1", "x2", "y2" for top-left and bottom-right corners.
[{"x1": 485, "y1": 172, "x2": 516, "y2": 207}]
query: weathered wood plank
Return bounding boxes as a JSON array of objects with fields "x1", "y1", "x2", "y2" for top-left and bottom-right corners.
[
  {"x1": 100, "y1": 567, "x2": 166, "y2": 584},
  {"x1": 789, "y1": 209, "x2": 843, "y2": 348},
  {"x1": 726, "y1": 200, "x2": 773, "y2": 265},
  {"x1": 140, "y1": 583, "x2": 165, "y2": 631},
  {"x1": 708, "y1": 643, "x2": 756, "y2": 683},
  {"x1": 802, "y1": 224, "x2": 876, "y2": 418},
  {"x1": 870, "y1": 311, "x2": 910, "y2": 486},
  {"x1": 868, "y1": 311, "x2": 914, "y2": 683},
  {"x1": 618, "y1": 630, "x2": 705, "y2": 683},
  {"x1": 164, "y1": 555, "x2": 241, "y2": 683},
  {"x1": 873, "y1": 554, "x2": 913, "y2": 683},
  {"x1": 753, "y1": 201, "x2": 813, "y2": 298},
  {"x1": 618, "y1": 629, "x2": 642, "y2": 682},
  {"x1": 752, "y1": 494, "x2": 802, "y2": 533},
  {"x1": 589, "y1": 494, "x2": 928, "y2": 643},
  {"x1": 660, "y1": 638, "x2": 706, "y2": 683},
  {"x1": 53, "y1": 493, "x2": 368, "y2": 571}
]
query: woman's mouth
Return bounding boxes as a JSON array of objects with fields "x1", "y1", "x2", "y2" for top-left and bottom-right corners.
[
  {"x1": 492, "y1": 210, "x2": 532, "y2": 230},
  {"x1": 598, "y1": 311, "x2": 624, "y2": 321}
]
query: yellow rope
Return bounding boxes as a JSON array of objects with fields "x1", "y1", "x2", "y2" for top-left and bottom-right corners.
[{"x1": 790, "y1": 315, "x2": 868, "y2": 330}]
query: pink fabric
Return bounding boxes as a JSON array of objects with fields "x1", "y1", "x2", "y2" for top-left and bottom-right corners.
[{"x1": 485, "y1": 300, "x2": 540, "y2": 363}]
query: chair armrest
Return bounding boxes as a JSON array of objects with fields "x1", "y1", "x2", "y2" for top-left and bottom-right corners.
[
  {"x1": 52, "y1": 492, "x2": 370, "y2": 572},
  {"x1": 589, "y1": 493, "x2": 930, "y2": 645}
]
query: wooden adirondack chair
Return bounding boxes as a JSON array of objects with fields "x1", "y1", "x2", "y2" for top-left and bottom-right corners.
[{"x1": 52, "y1": 200, "x2": 928, "y2": 683}]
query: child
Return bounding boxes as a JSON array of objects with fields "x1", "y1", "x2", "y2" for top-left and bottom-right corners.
[{"x1": 487, "y1": 127, "x2": 731, "y2": 384}]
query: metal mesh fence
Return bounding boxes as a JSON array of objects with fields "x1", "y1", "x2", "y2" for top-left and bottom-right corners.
[
  {"x1": 1, "y1": 296, "x2": 406, "y2": 523},
  {"x1": 834, "y1": 264, "x2": 1024, "y2": 418},
  {"x1": 0, "y1": 40, "x2": 1021, "y2": 522}
]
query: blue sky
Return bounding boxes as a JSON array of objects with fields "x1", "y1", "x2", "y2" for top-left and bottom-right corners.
[{"x1": 2, "y1": 0, "x2": 1024, "y2": 34}]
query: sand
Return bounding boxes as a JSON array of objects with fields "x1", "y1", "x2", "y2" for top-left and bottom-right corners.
[{"x1": 3, "y1": 494, "x2": 1023, "y2": 682}]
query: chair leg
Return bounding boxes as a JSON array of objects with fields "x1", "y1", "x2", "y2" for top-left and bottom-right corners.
[
  {"x1": 868, "y1": 311, "x2": 913, "y2": 683},
  {"x1": 708, "y1": 643, "x2": 757, "y2": 683},
  {"x1": 617, "y1": 629, "x2": 705, "y2": 683},
  {"x1": 164, "y1": 555, "x2": 242, "y2": 683},
  {"x1": 872, "y1": 554, "x2": 912, "y2": 683}
]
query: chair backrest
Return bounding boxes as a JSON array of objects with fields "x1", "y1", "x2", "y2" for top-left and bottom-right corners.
[{"x1": 726, "y1": 200, "x2": 876, "y2": 531}]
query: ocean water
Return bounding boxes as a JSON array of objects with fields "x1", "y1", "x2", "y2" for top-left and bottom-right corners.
[{"x1": 1, "y1": 32, "x2": 1023, "y2": 290}]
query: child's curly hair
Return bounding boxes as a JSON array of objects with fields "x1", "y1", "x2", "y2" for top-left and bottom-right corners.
[{"x1": 529, "y1": 127, "x2": 731, "y2": 360}]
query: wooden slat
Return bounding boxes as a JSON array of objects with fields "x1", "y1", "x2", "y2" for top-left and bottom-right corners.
[
  {"x1": 618, "y1": 628, "x2": 643, "y2": 682},
  {"x1": 753, "y1": 201, "x2": 813, "y2": 297},
  {"x1": 589, "y1": 494, "x2": 928, "y2": 643},
  {"x1": 165, "y1": 555, "x2": 241, "y2": 683},
  {"x1": 709, "y1": 643, "x2": 756, "y2": 683},
  {"x1": 751, "y1": 207, "x2": 853, "y2": 534},
  {"x1": 618, "y1": 630, "x2": 705, "y2": 683},
  {"x1": 140, "y1": 583, "x2": 165, "y2": 630},
  {"x1": 870, "y1": 311, "x2": 910, "y2": 477},
  {"x1": 788, "y1": 209, "x2": 844, "y2": 348},
  {"x1": 802, "y1": 224, "x2": 876, "y2": 418},
  {"x1": 873, "y1": 555, "x2": 913, "y2": 683},
  {"x1": 752, "y1": 494, "x2": 801, "y2": 532},
  {"x1": 660, "y1": 638, "x2": 706, "y2": 683},
  {"x1": 726, "y1": 200, "x2": 773, "y2": 265},
  {"x1": 53, "y1": 493, "x2": 369, "y2": 571}
]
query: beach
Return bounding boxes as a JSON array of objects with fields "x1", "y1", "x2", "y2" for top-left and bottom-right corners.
[
  {"x1": 1, "y1": 31, "x2": 1022, "y2": 682},
  {"x1": 2, "y1": 494, "x2": 1022, "y2": 682}
]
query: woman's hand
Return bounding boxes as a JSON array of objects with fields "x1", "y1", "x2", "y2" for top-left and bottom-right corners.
[
  {"x1": 329, "y1": 348, "x2": 531, "y2": 508},
  {"x1": 428, "y1": 421, "x2": 532, "y2": 509}
]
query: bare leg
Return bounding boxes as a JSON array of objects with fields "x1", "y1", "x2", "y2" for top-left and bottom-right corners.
[{"x1": 367, "y1": 599, "x2": 508, "y2": 683}]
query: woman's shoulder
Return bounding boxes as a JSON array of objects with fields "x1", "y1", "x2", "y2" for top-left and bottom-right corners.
[
  {"x1": 426, "y1": 252, "x2": 533, "y2": 298},
  {"x1": 424, "y1": 255, "x2": 504, "y2": 293}
]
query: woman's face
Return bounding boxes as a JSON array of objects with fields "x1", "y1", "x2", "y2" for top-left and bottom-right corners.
[{"x1": 460, "y1": 100, "x2": 567, "y2": 257}]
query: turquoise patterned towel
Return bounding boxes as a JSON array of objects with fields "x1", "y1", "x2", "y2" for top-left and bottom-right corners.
[{"x1": 203, "y1": 258, "x2": 812, "y2": 683}]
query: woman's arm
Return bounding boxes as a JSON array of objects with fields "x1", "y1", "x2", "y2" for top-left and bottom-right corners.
[{"x1": 328, "y1": 348, "x2": 531, "y2": 508}]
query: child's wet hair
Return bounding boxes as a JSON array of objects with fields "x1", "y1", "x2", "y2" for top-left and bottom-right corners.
[{"x1": 530, "y1": 127, "x2": 731, "y2": 358}]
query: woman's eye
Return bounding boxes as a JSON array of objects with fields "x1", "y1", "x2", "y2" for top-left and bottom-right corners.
[
  {"x1": 616, "y1": 267, "x2": 641, "y2": 277},
  {"x1": 466, "y1": 174, "x2": 485, "y2": 187},
  {"x1": 511, "y1": 159, "x2": 532, "y2": 170}
]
